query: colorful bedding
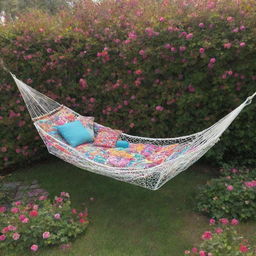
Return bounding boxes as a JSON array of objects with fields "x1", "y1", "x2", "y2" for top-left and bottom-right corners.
[
  {"x1": 67, "y1": 141, "x2": 190, "y2": 168},
  {"x1": 43, "y1": 129, "x2": 190, "y2": 168},
  {"x1": 36, "y1": 108, "x2": 193, "y2": 169}
]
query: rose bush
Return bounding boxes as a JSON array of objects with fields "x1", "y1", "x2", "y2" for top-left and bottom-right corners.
[
  {"x1": 196, "y1": 167, "x2": 256, "y2": 221},
  {"x1": 184, "y1": 218, "x2": 256, "y2": 256},
  {"x1": 0, "y1": 192, "x2": 89, "y2": 255},
  {"x1": 0, "y1": 0, "x2": 256, "y2": 170}
]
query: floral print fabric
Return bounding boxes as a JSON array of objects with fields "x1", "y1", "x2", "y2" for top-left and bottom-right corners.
[
  {"x1": 76, "y1": 116, "x2": 95, "y2": 136},
  {"x1": 36, "y1": 107, "x2": 76, "y2": 133},
  {"x1": 93, "y1": 128, "x2": 122, "y2": 148},
  {"x1": 36, "y1": 109, "x2": 191, "y2": 169}
]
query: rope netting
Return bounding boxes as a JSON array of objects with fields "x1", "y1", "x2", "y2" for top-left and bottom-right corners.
[{"x1": 10, "y1": 73, "x2": 255, "y2": 190}]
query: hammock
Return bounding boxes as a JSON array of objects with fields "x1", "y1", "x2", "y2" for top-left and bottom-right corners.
[{"x1": 10, "y1": 73, "x2": 256, "y2": 190}]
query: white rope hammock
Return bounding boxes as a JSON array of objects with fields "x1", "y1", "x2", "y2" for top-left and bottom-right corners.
[{"x1": 10, "y1": 73, "x2": 256, "y2": 190}]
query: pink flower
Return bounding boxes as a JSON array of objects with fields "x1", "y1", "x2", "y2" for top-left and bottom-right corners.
[
  {"x1": 60, "y1": 192, "x2": 70, "y2": 197},
  {"x1": 179, "y1": 46, "x2": 186, "y2": 52},
  {"x1": 22, "y1": 217, "x2": 29, "y2": 223},
  {"x1": 240, "y1": 42, "x2": 246, "y2": 47},
  {"x1": 188, "y1": 84, "x2": 195, "y2": 93},
  {"x1": 164, "y1": 44, "x2": 171, "y2": 49},
  {"x1": 72, "y1": 209, "x2": 77, "y2": 214},
  {"x1": 13, "y1": 233, "x2": 20, "y2": 240},
  {"x1": 240, "y1": 244, "x2": 249, "y2": 253},
  {"x1": 2, "y1": 227, "x2": 9, "y2": 233},
  {"x1": 240, "y1": 25, "x2": 246, "y2": 31},
  {"x1": 159, "y1": 17, "x2": 165, "y2": 22},
  {"x1": 219, "y1": 218, "x2": 229, "y2": 224},
  {"x1": 39, "y1": 196, "x2": 47, "y2": 200},
  {"x1": 135, "y1": 69, "x2": 143, "y2": 75},
  {"x1": 215, "y1": 227, "x2": 223, "y2": 234},
  {"x1": 227, "y1": 16, "x2": 234, "y2": 22},
  {"x1": 11, "y1": 207, "x2": 19, "y2": 214},
  {"x1": 0, "y1": 235, "x2": 6, "y2": 241},
  {"x1": 0, "y1": 206, "x2": 6, "y2": 213},
  {"x1": 89, "y1": 98, "x2": 95, "y2": 103},
  {"x1": 191, "y1": 247, "x2": 198, "y2": 253},
  {"x1": 79, "y1": 78, "x2": 87, "y2": 89},
  {"x1": 19, "y1": 214, "x2": 26, "y2": 221},
  {"x1": 186, "y1": 33, "x2": 193, "y2": 40},
  {"x1": 231, "y1": 219, "x2": 239, "y2": 225},
  {"x1": 31, "y1": 244, "x2": 39, "y2": 252},
  {"x1": 199, "y1": 251, "x2": 206, "y2": 256},
  {"x1": 156, "y1": 106, "x2": 164, "y2": 111},
  {"x1": 55, "y1": 197, "x2": 63, "y2": 203},
  {"x1": 7, "y1": 225, "x2": 16, "y2": 231},
  {"x1": 42, "y1": 232, "x2": 51, "y2": 239},
  {"x1": 171, "y1": 47, "x2": 177, "y2": 52},
  {"x1": 209, "y1": 218, "x2": 215, "y2": 225},
  {"x1": 184, "y1": 250, "x2": 190, "y2": 254},
  {"x1": 244, "y1": 180, "x2": 256, "y2": 188},
  {"x1": 199, "y1": 23, "x2": 205, "y2": 28},
  {"x1": 199, "y1": 48, "x2": 205, "y2": 54},
  {"x1": 139, "y1": 50, "x2": 145, "y2": 55},
  {"x1": 209, "y1": 58, "x2": 216, "y2": 64},
  {"x1": 201, "y1": 231, "x2": 212, "y2": 240},
  {"x1": 79, "y1": 218, "x2": 87, "y2": 223},
  {"x1": 128, "y1": 31, "x2": 137, "y2": 40},
  {"x1": 227, "y1": 185, "x2": 233, "y2": 191},
  {"x1": 232, "y1": 27, "x2": 239, "y2": 33},
  {"x1": 33, "y1": 205, "x2": 39, "y2": 210},
  {"x1": 54, "y1": 213, "x2": 61, "y2": 219},
  {"x1": 224, "y1": 43, "x2": 232, "y2": 49},
  {"x1": 29, "y1": 210, "x2": 38, "y2": 217}
]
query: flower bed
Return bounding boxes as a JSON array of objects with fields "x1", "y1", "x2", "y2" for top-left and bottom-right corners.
[
  {"x1": 184, "y1": 218, "x2": 256, "y2": 256},
  {"x1": 196, "y1": 168, "x2": 256, "y2": 221},
  {"x1": 0, "y1": 192, "x2": 89, "y2": 254}
]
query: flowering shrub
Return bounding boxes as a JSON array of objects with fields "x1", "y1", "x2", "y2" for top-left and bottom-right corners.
[
  {"x1": 196, "y1": 167, "x2": 256, "y2": 221},
  {"x1": 0, "y1": 0, "x2": 256, "y2": 170},
  {"x1": 184, "y1": 218, "x2": 256, "y2": 256},
  {"x1": 0, "y1": 192, "x2": 89, "y2": 254}
]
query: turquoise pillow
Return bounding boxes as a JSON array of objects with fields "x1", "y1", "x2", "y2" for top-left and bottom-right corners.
[
  {"x1": 56, "y1": 120, "x2": 94, "y2": 147},
  {"x1": 116, "y1": 140, "x2": 129, "y2": 148}
]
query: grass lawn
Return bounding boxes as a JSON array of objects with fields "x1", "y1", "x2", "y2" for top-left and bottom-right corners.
[{"x1": 2, "y1": 157, "x2": 256, "y2": 256}]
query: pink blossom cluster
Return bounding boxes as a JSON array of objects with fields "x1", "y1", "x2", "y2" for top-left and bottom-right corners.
[
  {"x1": 244, "y1": 180, "x2": 256, "y2": 188},
  {"x1": 184, "y1": 218, "x2": 248, "y2": 256},
  {"x1": 0, "y1": 192, "x2": 88, "y2": 252}
]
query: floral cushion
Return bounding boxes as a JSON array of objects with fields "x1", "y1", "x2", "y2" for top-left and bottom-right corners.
[
  {"x1": 94, "y1": 128, "x2": 122, "y2": 148},
  {"x1": 36, "y1": 107, "x2": 76, "y2": 133}
]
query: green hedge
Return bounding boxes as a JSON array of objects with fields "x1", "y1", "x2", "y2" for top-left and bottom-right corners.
[{"x1": 1, "y1": 0, "x2": 256, "y2": 171}]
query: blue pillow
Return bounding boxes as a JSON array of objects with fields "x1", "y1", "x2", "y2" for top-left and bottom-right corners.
[
  {"x1": 116, "y1": 140, "x2": 129, "y2": 148},
  {"x1": 56, "y1": 120, "x2": 94, "y2": 147}
]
